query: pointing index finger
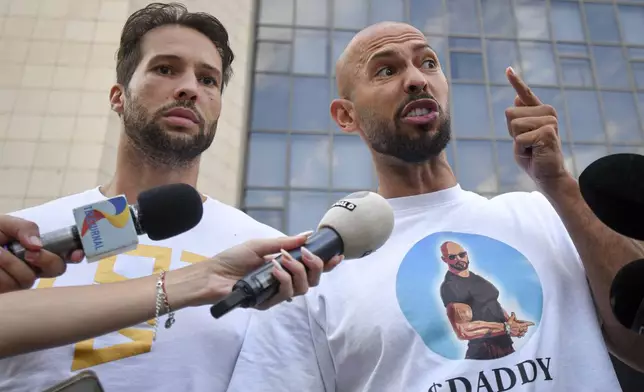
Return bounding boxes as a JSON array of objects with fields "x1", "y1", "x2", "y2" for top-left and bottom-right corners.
[{"x1": 506, "y1": 66, "x2": 542, "y2": 107}]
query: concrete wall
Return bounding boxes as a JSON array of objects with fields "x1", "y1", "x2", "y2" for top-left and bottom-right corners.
[{"x1": 0, "y1": 0, "x2": 255, "y2": 213}]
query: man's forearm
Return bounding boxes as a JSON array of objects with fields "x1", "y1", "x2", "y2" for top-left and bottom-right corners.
[
  {"x1": 0, "y1": 263, "x2": 220, "y2": 359},
  {"x1": 542, "y1": 175, "x2": 644, "y2": 365}
]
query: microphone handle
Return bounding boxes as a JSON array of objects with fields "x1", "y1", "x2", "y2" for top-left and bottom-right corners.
[
  {"x1": 7, "y1": 226, "x2": 82, "y2": 262},
  {"x1": 233, "y1": 227, "x2": 344, "y2": 308}
]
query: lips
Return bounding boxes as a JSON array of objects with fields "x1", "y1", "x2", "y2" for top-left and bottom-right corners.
[
  {"x1": 163, "y1": 108, "x2": 200, "y2": 124},
  {"x1": 401, "y1": 99, "x2": 439, "y2": 119}
]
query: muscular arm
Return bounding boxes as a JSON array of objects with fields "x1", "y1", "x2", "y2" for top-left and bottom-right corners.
[
  {"x1": 0, "y1": 262, "x2": 219, "y2": 359},
  {"x1": 542, "y1": 175, "x2": 644, "y2": 371},
  {"x1": 446, "y1": 302, "x2": 507, "y2": 340}
]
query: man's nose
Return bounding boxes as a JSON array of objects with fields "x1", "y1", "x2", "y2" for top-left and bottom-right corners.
[
  {"x1": 173, "y1": 75, "x2": 199, "y2": 102},
  {"x1": 404, "y1": 68, "x2": 428, "y2": 95}
]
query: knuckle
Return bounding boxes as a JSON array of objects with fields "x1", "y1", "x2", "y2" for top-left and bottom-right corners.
[
  {"x1": 544, "y1": 104, "x2": 557, "y2": 117},
  {"x1": 504, "y1": 107, "x2": 515, "y2": 119}
]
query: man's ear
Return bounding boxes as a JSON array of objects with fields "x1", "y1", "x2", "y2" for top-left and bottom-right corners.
[
  {"x1": 109, "y1": 84, "x2": 126, "y2": 115},
  {"x1": 330, "y1": 98, "x2": 359, "y2": 134}
]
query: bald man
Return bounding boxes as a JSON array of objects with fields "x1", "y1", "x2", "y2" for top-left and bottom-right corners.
[
  {"x1": 226, "y1": 22, "x2": 644, "y2": 391},
  {"x1": 439, "y1": 241, "x2": 534, "y2": 360}
]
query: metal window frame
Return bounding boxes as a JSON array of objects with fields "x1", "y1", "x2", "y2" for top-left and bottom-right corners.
[{"x1": 242, "y1": 0, "x2": 644, "y2": 229}]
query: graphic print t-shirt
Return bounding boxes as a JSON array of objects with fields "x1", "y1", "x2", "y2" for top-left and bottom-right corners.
[
  {"x1": 440, "y1": 271, "x2": 513, "y2": 351},
  {"x1": 227, "y1": 185, "x2": 622, "y2": 392},
  {"x1": 0, "y1": 187, "x2": 282, "y2": 392}
]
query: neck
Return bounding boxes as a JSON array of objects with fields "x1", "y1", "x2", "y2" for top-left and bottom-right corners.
[
  {"x1": 374, "y1": 151, "x2": 457, "y2": 199},
  {"x1": 449, "y1": 268, "x2": 470, "y2": 277},
  {"x1": 100, "y1": 137, "x2": 203, "y2": 204}
]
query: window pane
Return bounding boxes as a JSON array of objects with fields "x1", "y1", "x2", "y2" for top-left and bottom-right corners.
[
  {"x1": 450, "y1": 53, "x2": 484, "y2": 81},
  {"x1": 456, "y1": 141, "x2": 497, "y2": 193},
  {"x1": 486, "y1": 40, "x2": 520, "y2": 84},
  {"x1": 428, "y1": 36, "x2": 447, "y2": 69},
  {"x1": 584, "y1": 3, "x2": 620, "y2": 43},
  {"x1": 629, "y1": 48, "x2": 644, "y2": 60},
  {"x1": 519, "y1": 42, "x2": 557, "y2": 85},
  {"x1": 564, "y1": 90, "x2": 605, "y2": 143},
  {"x1": 560, "y1": 58, "x2": 593, "y2": 87},
  {"x1": 291, "y1": 77, "x2": 329, "y2": 132},
  {"x1": 496, "y1": 141, "x2": 536, "y2": 192},
  {"x1": 639, "y1": 93, "x2": 644, "y2": 120},
  {"x1": 532, "y1": 87, "x2": 568, "y2": 143},
  {"x1": 601, "y1": 92, "x2": 644, "y2": 144},
  {"x1": 448, "y1": 0, "x2": 480, "y2": 35},
  {"x1": 410, "y1": 0, "x2": 445, "y2": 35},
  {"x1": 451, "y1": 84, "x2": 491, "y2": 138},
  {"x1": 515, "y1": 0, "x2": 549, "y2": 40},
  {"x1": 449, "y1": 38, "x2": 481, "y2": 51},
  {"x1": 557, "y1": 43, "x2": 587, "y2": 57},
  {"x1": 255, "y1": 42, "x2": 291, "y2": 72},
  {"x1": 287, "y1": 191, "x2": 329, "y2": 235},
  {"x1": 293, "y1": 29, "x2": 328, "y2": 75},
  {"x1": 246, "y1": 133, "x2": 287, "y2": 187},
  {"x1": 331, "y1": 31, "x2": 354, "y2": 76},
  {"x1": 481, "y1": 0, "x2": 515, "y2": 37},
  {"x1": 591, "y1": 46, "x2": 629, "y2": 89},
  {"x1": 618, "y1": 5, "x2": 644, "y2": 45},
  {"x1": 572, "y1": 144, "x2": 608, "y2": 177},
  {"x1": 244, "y1": 190, "x2": 285, "y2": 208},
  {"x1": 633, "y1": 62, "x2": 644, "y2": 89},
  {"x1": 334, "y1": 0, "x2": 368, "y2": 29},
  {"x1": 610, "y1": 145, "x2": 644, "y2": 155},
  {"x1": 258, "y1": 27, "x2": 292, "y2": 41},
  {"x1": 259, "y1": 0, "x2": 293, "y2": 25},
  {"x1": 246, "y1": 210, "x2": 283, "y2": 232},
  {"x1": 490, "y1": 86, "x2": 514, "y2": 139},
  {"x1": 289, "y1": 135, "x2": 331, "y2": 188},
  {"x1": 550, "y1": 1, "x2": 584, "y2": 41},
  {"x1": 332, "y1": 135, "x2": 373, "y2": 189},
  {"x1": 251, "y1": 74, "x2": 290, "y2": 130},
  {"x1": 370, "y1": 0, "x2": 404, "y2": 24},
  {"x1": 296, "y1": 0, "x2": 328, "y2": 27}
]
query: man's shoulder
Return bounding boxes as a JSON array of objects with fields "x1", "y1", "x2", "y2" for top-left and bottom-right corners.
[
  {"x1": 9, "y1": 188, "x2": 103, "y2": 223},
  {"x1": 202, "y1": 196, "x2": 284, "y2": 238}
]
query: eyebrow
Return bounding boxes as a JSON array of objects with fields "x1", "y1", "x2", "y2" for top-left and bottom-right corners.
[
  {"x1": 367, "y1": 43, "x2": 436, "y2": 65},
  {"x1": 150, "y1": 54, "x2": 222, "y2": 80}
]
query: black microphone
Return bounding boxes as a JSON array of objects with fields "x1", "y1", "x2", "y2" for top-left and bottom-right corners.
[
  {"x1": 7, "y1": 183, "x2": 204, "y2": 264},
  {"x1": 579, "y1": 152, "x2": 644, "y2": 332},
  {"x1": 578, "y1": 152, "x2": 644, "y2": 241},
  {"x1": 210, "y1": 191, "x2": 395, "y2": 319},
  {"x1": 609, "y1": 259, "x2": 644, "y2": 334}
]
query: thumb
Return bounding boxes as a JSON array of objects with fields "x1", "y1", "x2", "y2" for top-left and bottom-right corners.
[
  {"x1": 247, "y1": 231, "x2": 313, "y2": 257},
  {"x1": 509, "y1": 312, "x2": 516, "y2": 321},
  {"x1": 0, "y1": 215, "x2": 43, "y2": 251}
]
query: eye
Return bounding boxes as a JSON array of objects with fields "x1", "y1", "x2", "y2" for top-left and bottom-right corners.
[
  {"x1": 156, "y1": 65, "x2": 173, "y2": 75},
  {"x1": 421, "y1": 59, "x2": 437, "y2": 69},
  {"x1": 376, "y1": 67, "x2": 395, "y2": 77},
  {"x1": 199, "y1": 76, "x2": 219, "y2": 87}
]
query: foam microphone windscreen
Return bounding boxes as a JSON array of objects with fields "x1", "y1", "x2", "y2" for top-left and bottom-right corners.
[
  {"x1": 610, "y1": 258, "x2": 644, "y2": 331},
  {"x1": 317, "y1": 191, "x2": 395, "y2": 259},
  {"x1": 137, "y1": 183, "x2": 204, "y2": 240},
  {"x1": 578, "y1": 153, "x2": 644, "y2": 241}
]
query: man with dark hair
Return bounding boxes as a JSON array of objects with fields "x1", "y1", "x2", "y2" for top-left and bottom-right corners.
[{"x1": 0, "y1": 3, "x2": 340, "y2": 391}]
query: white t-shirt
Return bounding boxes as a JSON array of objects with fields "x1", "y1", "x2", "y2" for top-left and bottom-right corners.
[
  {"x1": 0, "y1": 187, "x2": 282, "y2": 392},
  {"x1": 227, "y1": 185, "x2": 622, "y2": 392}
]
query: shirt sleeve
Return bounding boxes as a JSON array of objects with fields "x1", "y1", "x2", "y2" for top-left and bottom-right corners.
[{"x1": 226, "y1": 293, "x2": 333, "y2": 392}]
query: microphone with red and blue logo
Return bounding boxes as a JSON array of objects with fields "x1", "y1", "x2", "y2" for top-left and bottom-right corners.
[{"x1": 6, "y1": 183, "x2": 203, "y2": 264}]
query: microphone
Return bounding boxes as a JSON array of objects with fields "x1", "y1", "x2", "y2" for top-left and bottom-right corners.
[
  {"x1": 7, "y1": 183, "x2": 204, "y2": 264},
  {"x1": 210, "y1": 191, "x2": 395, "y2": 318},
  {"x1": 609, "y1": 259, "x2": 644, "y2": 334},
  {"x1": 578, "y1": 152, "x2": 644, "y2": 241}
]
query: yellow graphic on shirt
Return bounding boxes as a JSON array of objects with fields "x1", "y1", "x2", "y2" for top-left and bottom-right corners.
[{"x1": 35, "y1": 244, "x2": 209, "y2": 371}]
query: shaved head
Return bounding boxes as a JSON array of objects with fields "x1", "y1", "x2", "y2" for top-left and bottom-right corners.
[
  {"x1": 330, "y1": 21, "x2": 451, "y2": 164},
  {"x1": 336, "y1": 22, "x2": 425, "y2": 98}
]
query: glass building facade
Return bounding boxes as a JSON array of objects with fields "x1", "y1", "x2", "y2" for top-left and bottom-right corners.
[
  {"x1": 243, "y1": 0, "x2": 644, "y2": 236},
  {"x1": 242, "y1": 0, "x2": 644, "y2": 387}
]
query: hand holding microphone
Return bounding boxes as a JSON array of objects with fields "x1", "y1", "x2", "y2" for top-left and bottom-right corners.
[
  {"x1": 210, "y1": 191, "x2": 395, "y2": 318},
  {"x1": 0, "y1": 216, "x2": 84, "y2": 293}
]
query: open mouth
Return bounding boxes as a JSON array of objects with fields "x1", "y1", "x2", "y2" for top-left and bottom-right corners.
[{"x1": 400, "y1": 99, "x2": 439, "y2": 125}]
